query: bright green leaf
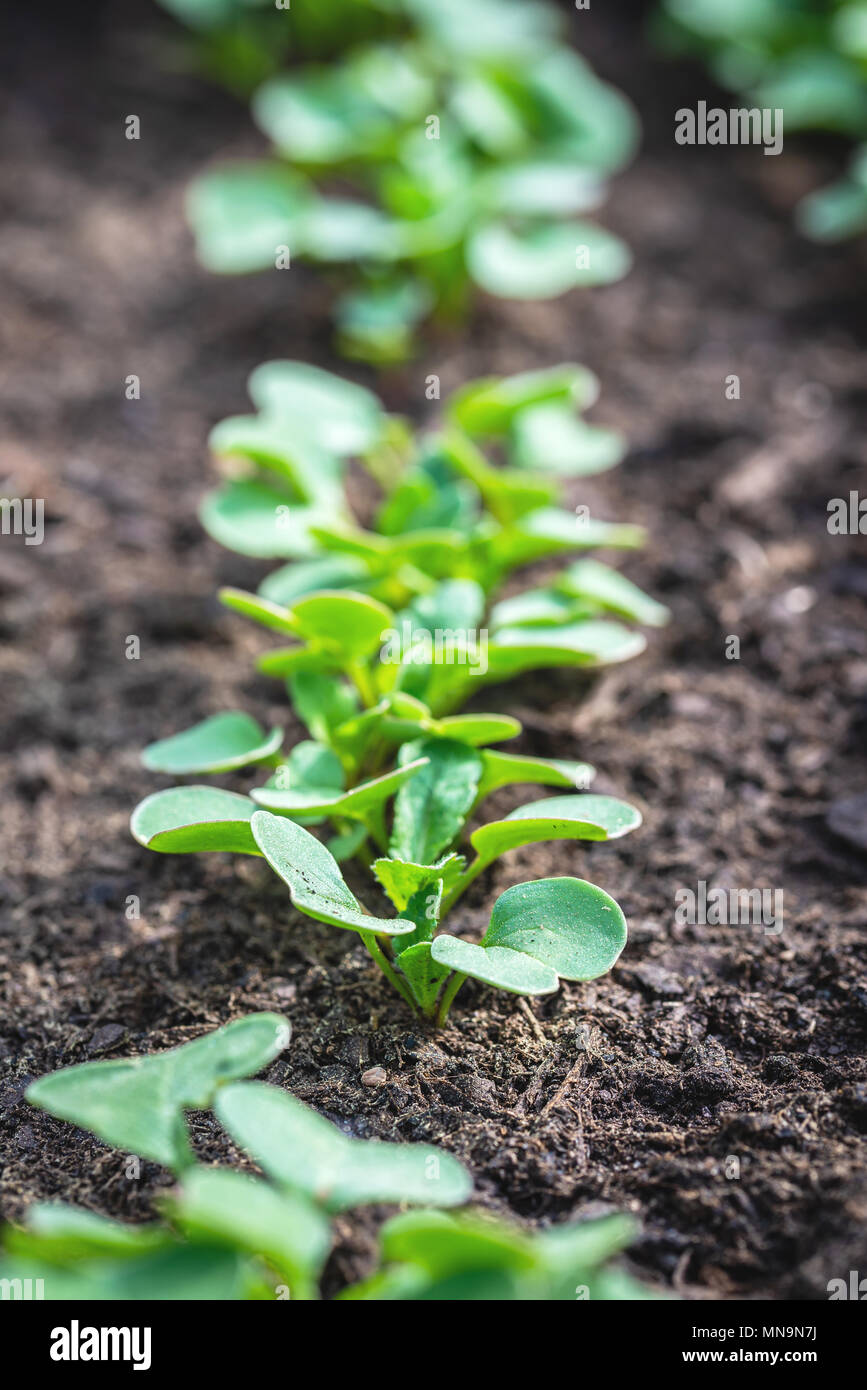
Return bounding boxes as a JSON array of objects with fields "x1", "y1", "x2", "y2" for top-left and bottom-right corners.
[
  {"x1": 131, "y1": 786, "x2": 259, "y2": 855},
  {"x1": 26, "y1": 1014, "x2": 291, "y2": 1171},
  {"x1": 141, "y1": 712, "x2": 283, "y2": 775},
  {"x1": 251, "y1": 811, "x2": 413, "y2": 935}
]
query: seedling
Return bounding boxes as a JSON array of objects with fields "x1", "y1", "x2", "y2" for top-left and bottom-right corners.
[
  {"x1": 131, "y1": 361, "x2": 663, "y2": 1021},
  {"x1": 181, "y1": 0, "x2": 638, "y2": 358},
  {"x1": 6, "y1": 1016, "x2": 654, "y2": 1300}
]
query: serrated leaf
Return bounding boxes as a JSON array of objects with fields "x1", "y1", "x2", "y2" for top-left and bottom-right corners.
[
  {"x1": 131, "y1": 787, "x2": 259, "y2": 855},
  {"x1": 394, "y1": 942, "x2": 451, "y2": 1012},
  {"x1": 372, "y1": 854, "x2": 465, "y2": 912},
  {"x1": 251, "y1": 811, "x2": 413, "y2": 936},
  {"x1": 215, "y1": 1082, "x2": 472, "y2": 1211},
  {"x1": 390, "y1": 739, "x2": 482, "y2": 863},
  {"x1": 26, "y1": 1014, "x2": 291, "y2": 1172},
  {"x1": 170, "y1": 1167, "x2": 330, "y2": 1295},
  {"x1": 141, "y1": 712, "x2": 283, "y2": 775}
]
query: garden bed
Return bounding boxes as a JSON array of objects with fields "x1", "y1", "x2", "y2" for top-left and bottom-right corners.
[{"x1": 2, "y1": 0, "x2": 866, "y2": 1299}]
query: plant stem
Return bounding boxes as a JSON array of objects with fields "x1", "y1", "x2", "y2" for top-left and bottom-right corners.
[
  {"x1": 436, "y1": 971, "x2": 467, "y2": 1027},
  {"x1": 348, "y1": 659, "x2": 377, "y2": 709},
  {"x1": 360, "y1": 931, "x2": 417, "y2": 1012},
  {"x1": 441, "y1": 853, "x2": 486, "y2": 913}
]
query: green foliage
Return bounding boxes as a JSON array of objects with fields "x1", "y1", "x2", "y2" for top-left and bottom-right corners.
[
  {"x1": 176, "y1": 0, "x2": 638, "y2": 359},
  {"x1": 342, "y1": 1209, "x2": 657, "y2": 1300},
  {"x1": 25, "y1": 1014, "x2": 291, "y2": 1170},
  {"x1": 6, "y1": 1017, "x2": 655, "y2": 1300},
  {"x1": 655, "y1": 0, "x2": 867, "y2": 240},
  {"x1": 131, "y1": 361, "x2": 664, "y2": 1022}
]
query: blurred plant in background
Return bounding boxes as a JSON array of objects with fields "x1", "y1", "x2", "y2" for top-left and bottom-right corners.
[
  {"x1": 157, "y1": 0, "x2": 639, "y2": 362},
  {"x1": 654, "y1": 0, "x2": 867, "y2": 240}
]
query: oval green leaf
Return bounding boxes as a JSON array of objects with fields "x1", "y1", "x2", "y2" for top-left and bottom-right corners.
[
  {"x1": 131, "y1": 786, "x2": 259, "y2": 855},
  {"x1": 251, "y1": 811, "x2": 413, "y2": 935},
  {"x1": 141, "y1": 712, "x2": 283, "y2": 775}
]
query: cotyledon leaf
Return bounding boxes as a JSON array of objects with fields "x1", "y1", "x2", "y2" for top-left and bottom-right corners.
[
  {"x1": 215, "y1": 1081, "x2": 472, "y2": 1211},
  {"x1": 469, "y1": 794, "x2": 642, "y2": 869},
  {"x1": 200, "y1": 479, "x2": 335, "y2": 560},
  {"x1": 556, "y1": 558, "x2": 671, "y2": 627},
  {"x1": 251, "y1": 757, "x2": 428, "y2": 819},
  {"x1": 432, "y1": 877, "x2": 628, "y2": 996},
  {"x1": 476, "y1": 750, "x2": 595, "y2": 801},
  {"x1": 483, "y1": 876, "x2": 628, "y2": 980},
  {"x1": 218, "y1": 588, "x2": 300, "y2": 635},
  {"x1": 141, "y1": 712, "x2": 283, "y2": 775},
  {"x1": 169, "y1": 1168, "x2": 331, "y2": 1296},
  {"x1": 430, "y1": 936, "x2": 559, "y2": 997},
  {"x1": 25, "y1": 1014, "x2": 291, "y2": 1171},
  {"x1": 131, "y1": 786, "x2": 259, "y2": 855},
  {"x1": 251, "y1": 811, "x2": 414, "y2": 936},
  {"x1": 291, "y1": 589, "x2": 394, "y2": 659},
  {"x1": 247, "y1": 359, "x2": 384, "y2": 455}
]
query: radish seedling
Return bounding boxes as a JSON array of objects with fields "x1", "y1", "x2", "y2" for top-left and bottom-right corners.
[
  {"x1": 7, "y1": 1016, "x2": 653, "y2": 1300},
  {"x1": 181, "y1": 0, "x2": 638, "y2": 358},
  {"x1": 131, "y1": 361, "x2": 662, "y2": 1020}
]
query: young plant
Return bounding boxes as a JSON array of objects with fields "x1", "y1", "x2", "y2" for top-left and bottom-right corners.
[
  {"x1": 131, "y1": 361, "x2": 664, "y2": 1021},
  {"x1": 6, "y1": 1017, "x2": 654, "y2": 1301},
  {"x1": 13, "y1": 1014, "x2": 470, "y2": 1300},
  {"x1": 182, "y1": 0, "x2": 638, "y2": 359}
]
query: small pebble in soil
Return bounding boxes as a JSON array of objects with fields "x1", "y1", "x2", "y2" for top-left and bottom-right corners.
[
  {"x1": 361, "y1": 1066, "x2": 387, "y2": 1088},
  {"x1": 826, "y1": 793, "x2": 867, "y2": 852}
]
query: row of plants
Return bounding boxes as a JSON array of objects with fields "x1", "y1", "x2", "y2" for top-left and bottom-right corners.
[
  {"x1": 2, "y1": 1016, "x2": 652, "y2": 1300},
  {"x1": 655, "y1": 0, "x2": 867, "y2": 240},
  {"x1": 160, "y1": 0, "x2": 638, "y2": 360},
  {"x1": 130, "y1": 360, "x2": 667, "y2": 1023},
  {"x1": 7, "y1": 3, "x2": 669, "y2": 1301}
]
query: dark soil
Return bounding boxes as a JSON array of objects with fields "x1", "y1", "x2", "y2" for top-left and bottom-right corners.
[{"x1": 2, "y1": 0, "x2": 866, "y2": 1301}]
